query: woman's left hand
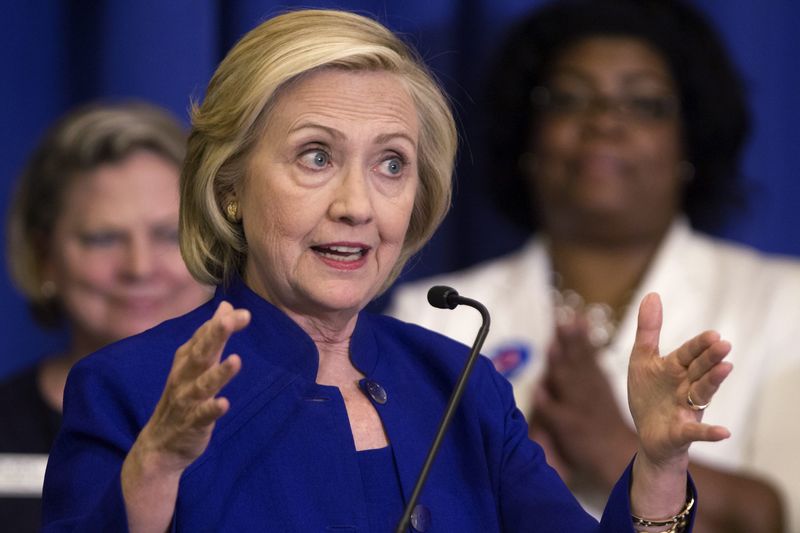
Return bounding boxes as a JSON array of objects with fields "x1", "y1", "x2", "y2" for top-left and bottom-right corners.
[{"x1": 628, "y1": 293, "x2": 733, "y2": 468}]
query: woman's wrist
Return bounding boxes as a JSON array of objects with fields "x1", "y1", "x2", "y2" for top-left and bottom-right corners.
[
  {"x1": 630, "y1": 450, "x2": 689, "y2": 523},
  {"x1": 631, "y1": 486, "x2": 693, "y2": 533},
  {"x1": 121, "y1": 438, "x2": 184, "y2": 533}
]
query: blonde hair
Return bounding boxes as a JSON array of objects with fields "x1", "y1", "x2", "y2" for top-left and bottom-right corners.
[
  {"x1": 180, "y1": 9, "x2": 456, "y2": 291},
  {"x1": 6, "y1": 101, "x2": 187, "y2": 326}
]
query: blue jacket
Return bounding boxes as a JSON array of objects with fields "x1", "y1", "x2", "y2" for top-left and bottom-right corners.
[{"x1": 42, "y1": 278, "x2": 668, "y2": 532}]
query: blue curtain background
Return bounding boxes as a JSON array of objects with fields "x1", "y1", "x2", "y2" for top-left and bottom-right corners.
[{"x1": 1, "y1": 0, "x2": 798, "y2": 378}]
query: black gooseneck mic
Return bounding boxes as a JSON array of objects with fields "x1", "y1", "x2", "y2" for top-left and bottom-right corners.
[{"x1": 395, "y1": 286, "x2": 491, "y2": 533}]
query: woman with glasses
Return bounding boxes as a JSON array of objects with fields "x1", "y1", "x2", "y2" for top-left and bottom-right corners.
[{"x1": 390, "y1": 1, "x2": 800, "y2": 531}]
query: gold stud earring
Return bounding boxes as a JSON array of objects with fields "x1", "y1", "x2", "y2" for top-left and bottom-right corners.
[{"x1": 225, "y1": 201, "x2": 240, "y2": 222}]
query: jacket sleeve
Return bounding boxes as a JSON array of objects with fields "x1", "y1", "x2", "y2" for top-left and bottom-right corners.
[
  {"x1": 486, "y1": 359, "x2": 698, "y2": 532},
  {"x1": 482, "y1": 356, "x2": 627, "y2": 532},
  {"x1": 41, "y1": 355, "x2": 146, "y2": 532}
]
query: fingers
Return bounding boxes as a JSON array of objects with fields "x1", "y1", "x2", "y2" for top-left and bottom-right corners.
[
  {"x1": 687, "y1": 359, "x2": 733, "y2": 409},
  {"x1": 675, "y1": 330, "x2": 722, "y2": 368},
  {"x1": 677, "y1": 421, "x2": 731, "y2": 443},
  {"x1": 685, "y1": 337, "x2": 730, "y2": 381},
  {"x1": 194, "y1": 397, "x2": 232, "y2": 427},
  {"x1": 678, "y1": 332, "x2": 732, "y2": 408},
  {"x1": 553, "y1": 318, "x2": 595, "y2": 364},
  {"x1": 173, "y1": 302, "x2": 251, "y2": 383},
  {"x1": 632, "y1": 293, "x2": 662, "y2": 358},
  {"x1": 191, "y1": 354, "x2": 242, "y2": 401}
]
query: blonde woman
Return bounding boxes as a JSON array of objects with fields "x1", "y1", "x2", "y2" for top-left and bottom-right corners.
[
  {"x1": 1, "y1": 102, "x2": 212, "y2": 531},
  {"x1": 43, "y1": 10, "x2": 731, "y2": 532}
]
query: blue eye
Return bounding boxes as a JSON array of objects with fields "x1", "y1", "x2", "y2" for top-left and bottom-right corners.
[
  {"x1": 387, "y1": 158, "x2": 402, "y2": 174},
  {"x1": 378, "y1": 156, "x2": 404, "y2": 177},
  {"x1": 300, "y1": 149, "x2": 330, "y2": 170}
]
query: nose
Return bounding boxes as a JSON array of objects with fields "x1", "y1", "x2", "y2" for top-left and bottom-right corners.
[
  {"x1": 329, "y1": 165, "x2": 374, "y2": 225},
  {"x1": 581, "y1": 98, "x2": 626, "y2": 137},
  {"x1": 123, "y1": 235, "x2": 156, "y2": 279}
]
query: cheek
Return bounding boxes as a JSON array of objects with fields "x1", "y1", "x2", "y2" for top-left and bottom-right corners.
[
  {"x1": 532, "y1": 119, "x2": 577, "y2": 157},
  {"x1": 246, "y1": 201, "x2": 314, "y2": 262},
  {"x1": 379, "y1": 194, "x2": 416, "y2": 250},
  {"x1": 54, "y1": 243, "x2": 113, "y2": 288},
  {"x1": 636, "y1": 129, "x2": 683, "y2": 186},
  {"x1": 158, "y1": 249, "x2": 194, "y2": 279}
]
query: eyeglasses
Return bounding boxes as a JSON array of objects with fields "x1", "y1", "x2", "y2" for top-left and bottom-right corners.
[{"x1": 531, "y1": 86, "x2": 680, "y2": 123}]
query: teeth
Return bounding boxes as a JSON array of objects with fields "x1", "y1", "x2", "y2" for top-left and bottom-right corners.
[
  {"x1": 327, "y1": 245, "x2": 362, "y2": 253},
  {"x1": 314, "y1": 245, "x2": 366, "y2": 262}
]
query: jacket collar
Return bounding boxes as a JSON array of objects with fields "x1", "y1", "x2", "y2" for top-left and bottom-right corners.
[{"x1": 212, "y1": 276, "x2": 379, "y2": 381}]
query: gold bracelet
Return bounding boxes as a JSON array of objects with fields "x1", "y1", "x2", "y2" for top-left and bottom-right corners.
[{"x1": 631, "y1": 491, "x2": 694, "y2": 531}]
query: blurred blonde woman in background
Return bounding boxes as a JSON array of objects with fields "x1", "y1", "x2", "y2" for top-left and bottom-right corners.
[{"x1": 0, "y1": 102, "x2": 212, "y2": 532}]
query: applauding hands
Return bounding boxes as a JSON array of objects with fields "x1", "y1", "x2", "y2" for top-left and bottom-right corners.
[{"x1": 531, "y1": 293, "x2": 732, "y2": 492}]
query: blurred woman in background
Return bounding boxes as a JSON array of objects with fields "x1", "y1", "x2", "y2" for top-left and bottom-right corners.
[{"x1": 0, "y1": 102, "x2": 212, "y2": 531}]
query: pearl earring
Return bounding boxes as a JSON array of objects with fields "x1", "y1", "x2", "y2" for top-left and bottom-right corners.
[{"x1": 40, "y1": 280, "x2": 57, "y2": 299}]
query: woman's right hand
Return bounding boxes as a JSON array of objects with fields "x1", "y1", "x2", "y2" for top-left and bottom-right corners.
[{"x1": 121, "y1": 301, "x2": 250, "y2": 532}]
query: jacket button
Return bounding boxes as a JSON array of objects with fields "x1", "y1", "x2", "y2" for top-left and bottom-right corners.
[
  {"x1": 410, "y1": 504, "x2": 431, "y2": 531},
  {"x1": 363, "y1": 379, "x2": 387, "y2": 404}
]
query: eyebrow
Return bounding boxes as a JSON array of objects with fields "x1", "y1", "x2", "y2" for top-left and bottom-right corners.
[
  {"x1": 288, "y1": 123, "x2": 417, "y2": 149},
  {"x1": 288, "y1": 123, "x2": 343, "y2": 139},
  {"x1": 551, "y1": 67, "x2": 676, "y2": 88},
  {"x1": 375, "y1": 132, "x2": 417, "y2": 149}
]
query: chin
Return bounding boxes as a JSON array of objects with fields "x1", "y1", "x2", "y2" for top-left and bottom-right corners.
[{"x1": 309, "y1": 284, "x2": 375, "y2": 315}]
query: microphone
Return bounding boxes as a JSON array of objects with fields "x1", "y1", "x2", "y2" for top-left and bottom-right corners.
[
  {"x1": 426, "y1": 285, "x2": 460, "y2": 310},
  {"x1": 396, "y1": 286, "x2": 491, "y2": 533}
]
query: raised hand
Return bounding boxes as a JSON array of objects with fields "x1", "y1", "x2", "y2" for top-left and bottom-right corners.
[
  {"x1": 628, "y1": 293, "x2": 733, "y2": 467},
  {"x1": 136, "y1": 301, "x2": 249, "y2": 469},
  {"x1": 121, "y1": 301, "x2": 251, "y2": 532}
]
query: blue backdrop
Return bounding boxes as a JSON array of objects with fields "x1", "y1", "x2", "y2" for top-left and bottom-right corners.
[{"x1": 1, "y1": 0, "x2": 799, "y2": 378}]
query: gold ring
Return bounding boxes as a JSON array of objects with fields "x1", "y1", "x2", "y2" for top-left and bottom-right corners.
[{"x1": 687, "y1": 390, "x2": 710, "y2": 411}]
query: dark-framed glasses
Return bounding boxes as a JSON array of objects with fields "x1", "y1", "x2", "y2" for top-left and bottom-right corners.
[{"x1": 531, "y1": 86, "x2": 679, "y2": 123}]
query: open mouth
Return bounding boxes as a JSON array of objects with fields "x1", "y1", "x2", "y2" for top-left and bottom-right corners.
[{"x1": 311, "y1": 244, "x2": 370, "y2": 262}]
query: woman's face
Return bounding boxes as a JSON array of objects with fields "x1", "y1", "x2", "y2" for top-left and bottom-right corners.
[
  {"x1": 530, "y1": 36, "x2": 684, "y2": 242},
  {"x1": 241, "y1": 69, "x2": 419, "y2": 322},
  {"x1": 45, "y1": 151, "x2": 212, "y2": 350}
]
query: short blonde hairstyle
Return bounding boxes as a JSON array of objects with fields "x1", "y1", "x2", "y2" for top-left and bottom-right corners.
[
  {"x1": 180, "y1": 9, "x2": 456, "y2": 291},
  {"x1": 6, "y1": 101, "x2": 187, "y2": 326}
]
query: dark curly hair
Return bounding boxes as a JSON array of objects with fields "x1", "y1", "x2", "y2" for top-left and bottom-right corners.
[{"x1": 482, "y1": 0, "x2": 750, "y2": 233}]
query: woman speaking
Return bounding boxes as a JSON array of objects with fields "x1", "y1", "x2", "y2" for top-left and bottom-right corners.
[{"x1": 42, "y1": 9, "x2": 731, "y2": 532}]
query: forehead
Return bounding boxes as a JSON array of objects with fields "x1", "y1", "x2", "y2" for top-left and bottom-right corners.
[
  {"x1": 263, "y1": 68, "x2": 420, "y2": 141},
  {"x1": 61, "y1": 151, "x2": 180, "y2": 221},
  {"x1": 550, "y1": 36, "x2": 675, "y2": 87}
]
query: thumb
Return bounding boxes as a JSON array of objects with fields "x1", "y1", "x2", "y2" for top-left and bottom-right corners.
[{"x1": 633, "y1": 293, "x2": 662, "y2": 358}]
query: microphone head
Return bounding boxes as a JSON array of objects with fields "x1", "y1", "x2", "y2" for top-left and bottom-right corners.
[{"x1": 427, "y1": 285, "x2": 460, "y2": 309}]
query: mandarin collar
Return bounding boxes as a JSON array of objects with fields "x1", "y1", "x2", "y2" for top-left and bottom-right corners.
[{"x1": 213, "y1": 277, "x2": 379, "y2": 381}]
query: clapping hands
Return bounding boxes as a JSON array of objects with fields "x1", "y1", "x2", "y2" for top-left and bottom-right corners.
[{"x1": 530, "y1": 293, "x2": 733, "y2": 490}]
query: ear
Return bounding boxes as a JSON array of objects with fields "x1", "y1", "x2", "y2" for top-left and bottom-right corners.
[{"x1": 33, "y1": 231, "x2": 58, "y2": 297}]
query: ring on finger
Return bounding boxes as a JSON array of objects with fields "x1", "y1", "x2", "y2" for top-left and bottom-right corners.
[{"x1": 687, "y1": 390, "x2": 710, "y2": 411}]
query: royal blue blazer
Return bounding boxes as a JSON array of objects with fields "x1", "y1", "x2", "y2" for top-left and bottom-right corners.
[{"x1": 42, "y1": 278, "x2": 686, "y2": 531}]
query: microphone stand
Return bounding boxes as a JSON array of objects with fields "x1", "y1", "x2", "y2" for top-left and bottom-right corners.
[{"x1": 395, "y1": 287, "x2": 491, "y2": 533}]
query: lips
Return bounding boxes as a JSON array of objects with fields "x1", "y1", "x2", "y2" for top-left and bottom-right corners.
[{"x1": 311, "y1": 244, "x2": 370, "y2": 263}]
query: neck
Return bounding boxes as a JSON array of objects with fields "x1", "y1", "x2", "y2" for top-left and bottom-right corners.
[
  {"x1": 36, "y1": 329, "x2": 119, "y2": 413},
  {"x1": 36, "y1": 349, "x2": 85, "y2": 413},
  {"x1": 547, "y1": 230, "x2": 666, "y2": 316},
  {"x1": 283, "y1": 309, "x2": 362, "y2": 386}
]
